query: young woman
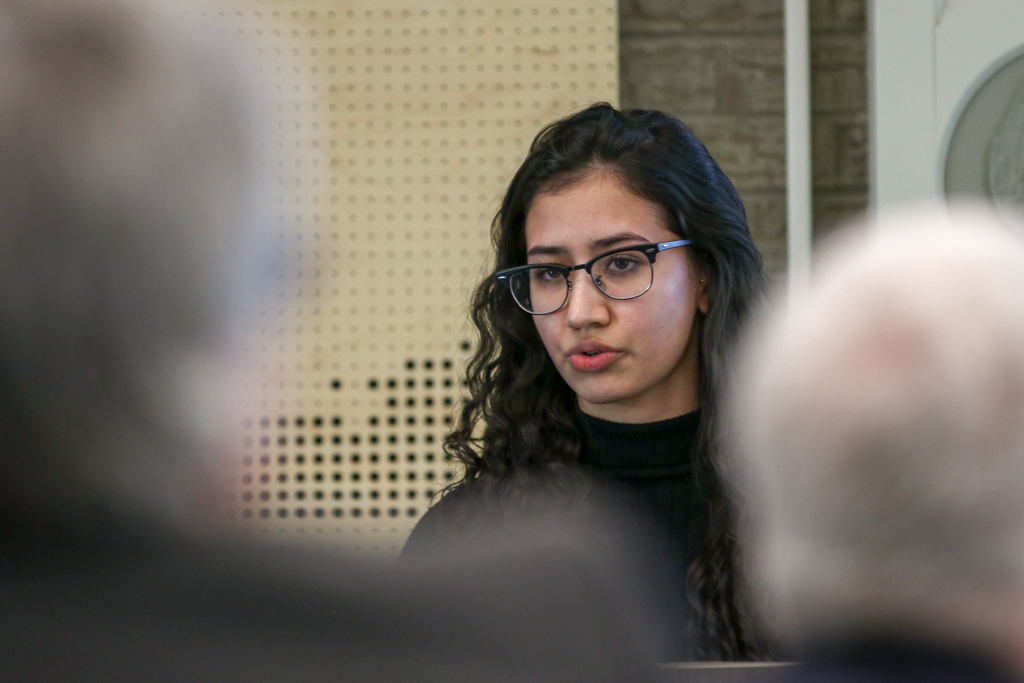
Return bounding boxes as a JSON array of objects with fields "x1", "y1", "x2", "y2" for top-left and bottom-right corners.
[{"x1": 404, "y1": 103, "x2": 766, "y2": 660}]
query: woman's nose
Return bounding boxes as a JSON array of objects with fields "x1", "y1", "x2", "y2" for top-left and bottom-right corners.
[{"x1": 564, "y1": 271, "x2": 611, "y2": 329}]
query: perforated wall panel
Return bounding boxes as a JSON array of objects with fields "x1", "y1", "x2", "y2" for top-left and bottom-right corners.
[{"x1": 207, "y1": 1, "x2": 619, "y2": 554}]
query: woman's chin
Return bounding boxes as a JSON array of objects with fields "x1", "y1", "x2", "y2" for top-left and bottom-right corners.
[{"x1": 574, "y1": 387, "x2": 639, "y2": 414}]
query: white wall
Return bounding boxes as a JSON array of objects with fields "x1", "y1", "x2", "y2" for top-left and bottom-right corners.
[{"x1": 869, "y1": 0, "x2": 1024, "y2": 209}]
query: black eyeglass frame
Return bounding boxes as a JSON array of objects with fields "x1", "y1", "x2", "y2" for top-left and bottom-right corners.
[{"x1": 494, "y1": 239, "x2": 692, "y2": 315}]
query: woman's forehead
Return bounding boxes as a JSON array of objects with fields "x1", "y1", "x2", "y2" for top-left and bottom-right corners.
[{"x1": 523, "y1": 174, "x2": 673, "y2": 253}]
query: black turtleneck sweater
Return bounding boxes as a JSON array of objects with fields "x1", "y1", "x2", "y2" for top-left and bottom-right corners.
[
  {"x1": 577, "y1": 409, "x2": 705, "y2": 546},
  {"x1": 403, "y1": 410, "x2": 708, "y2": 660},
  {"x1": 578, "y1": 410, "x2": 708, "y2": 659}
]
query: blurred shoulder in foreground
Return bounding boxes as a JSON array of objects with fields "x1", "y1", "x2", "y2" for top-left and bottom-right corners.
[{"x1": 0, "y1": 1, "x2": 660, "y2": 680}]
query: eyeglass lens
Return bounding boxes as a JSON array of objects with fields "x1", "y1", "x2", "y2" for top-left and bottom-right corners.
[{"x1": 508, "y1": 251, "x2": 654, "y2": 314}]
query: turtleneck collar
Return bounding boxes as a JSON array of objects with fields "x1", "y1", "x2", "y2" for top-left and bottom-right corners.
[{"x1": 577, "y1": 409, "x2": 700, "y2": 478}]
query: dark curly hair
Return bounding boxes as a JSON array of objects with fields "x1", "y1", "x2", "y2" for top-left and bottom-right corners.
[{"x1": 443, "y1": 103, "x2": 766, "y2": 659}]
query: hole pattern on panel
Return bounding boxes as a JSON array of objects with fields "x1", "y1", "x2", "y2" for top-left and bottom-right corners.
[
  {"x1": 230, "y1": 358, "x2": 463, "y2": 552},
  {"x1": 208, "y1": 1, "x2": 619, "y2": 554}
]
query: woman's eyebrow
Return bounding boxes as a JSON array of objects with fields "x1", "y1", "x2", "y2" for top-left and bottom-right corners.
[
  {"x1": 591, "y1": 232, "x2": 651, "y2": 250},
  {"x1": 526, "y1": 245, "x2": 570, "y2": 258},
  {"x1": 527, "y1": 232, "x2": 652, "y2": 259}
]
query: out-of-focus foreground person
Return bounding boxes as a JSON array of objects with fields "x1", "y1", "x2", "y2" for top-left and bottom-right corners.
[
  {"x1": 0, "y1": 1, "x2": 659, "y2": 681},
  {"x1": 729, "y1": 204, "x2": 1024, "y2": 682}
]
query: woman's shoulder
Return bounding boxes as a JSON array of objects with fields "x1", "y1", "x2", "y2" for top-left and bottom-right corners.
[{"x1": 400, "y1": 484, "x2": 477, "y2": 559}]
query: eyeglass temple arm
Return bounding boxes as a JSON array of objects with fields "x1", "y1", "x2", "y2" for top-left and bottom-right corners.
[
  {"x1": 646, "y1": 239, "x2": 691, "y2": 263},
  {"x1": 657, "y1": 239, "x2": 690, "y2": 251}
]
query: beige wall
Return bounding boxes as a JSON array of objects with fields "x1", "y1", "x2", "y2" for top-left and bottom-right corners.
[{"x1": 211, "y1": 0, "x2": 619, "y2": 554}]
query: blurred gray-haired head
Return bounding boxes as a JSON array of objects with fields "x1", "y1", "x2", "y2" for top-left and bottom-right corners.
[
  {"x1": 728, "y1": 204, "x2": 1024, "y2": 653},
  {"x1": 0, "y1": 0, "x2": 256, "y2": 532}
]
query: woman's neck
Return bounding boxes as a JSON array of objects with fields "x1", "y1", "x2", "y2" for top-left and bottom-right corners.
[
  {"x1": 576, "y1": 373, "x2": 700, "y2": 424},
  {"x1": 577, "y1": 398, "x2": 699, "y2": 424}
]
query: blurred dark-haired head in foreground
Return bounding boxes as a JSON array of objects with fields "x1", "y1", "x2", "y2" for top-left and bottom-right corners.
[
  {"x1": 0, "y1": 1, "x2": 661, "y2": 680},
  {"x1": 729, "y1": 203, "x2": 1024, "y2": 682}
]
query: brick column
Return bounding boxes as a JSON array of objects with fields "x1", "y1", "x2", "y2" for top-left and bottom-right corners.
[{"x1": 619, "y1": 0, "x2": 869, "y2": 275}]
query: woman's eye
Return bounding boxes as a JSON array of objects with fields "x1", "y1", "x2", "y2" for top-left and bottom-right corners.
[
  {"x1": 608, "y1": 257, "x2": 638, "y2": 271},
  {"x1": 532, "y1": 267, "x2": 563, "y2": 281}
]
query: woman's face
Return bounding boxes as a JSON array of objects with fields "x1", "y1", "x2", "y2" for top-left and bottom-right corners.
[{"x1": 524, "y1": 172, "x2": 708, "y2": 424}]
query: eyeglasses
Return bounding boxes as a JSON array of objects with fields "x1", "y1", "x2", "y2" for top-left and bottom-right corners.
[{"x1": 494, "y1": 239, "x2": 691, "y2": 315}]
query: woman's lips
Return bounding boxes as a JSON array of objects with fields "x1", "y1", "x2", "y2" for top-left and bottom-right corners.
[{"x1": 566, "y1": 345, "x2": 623, "y2": 372}]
